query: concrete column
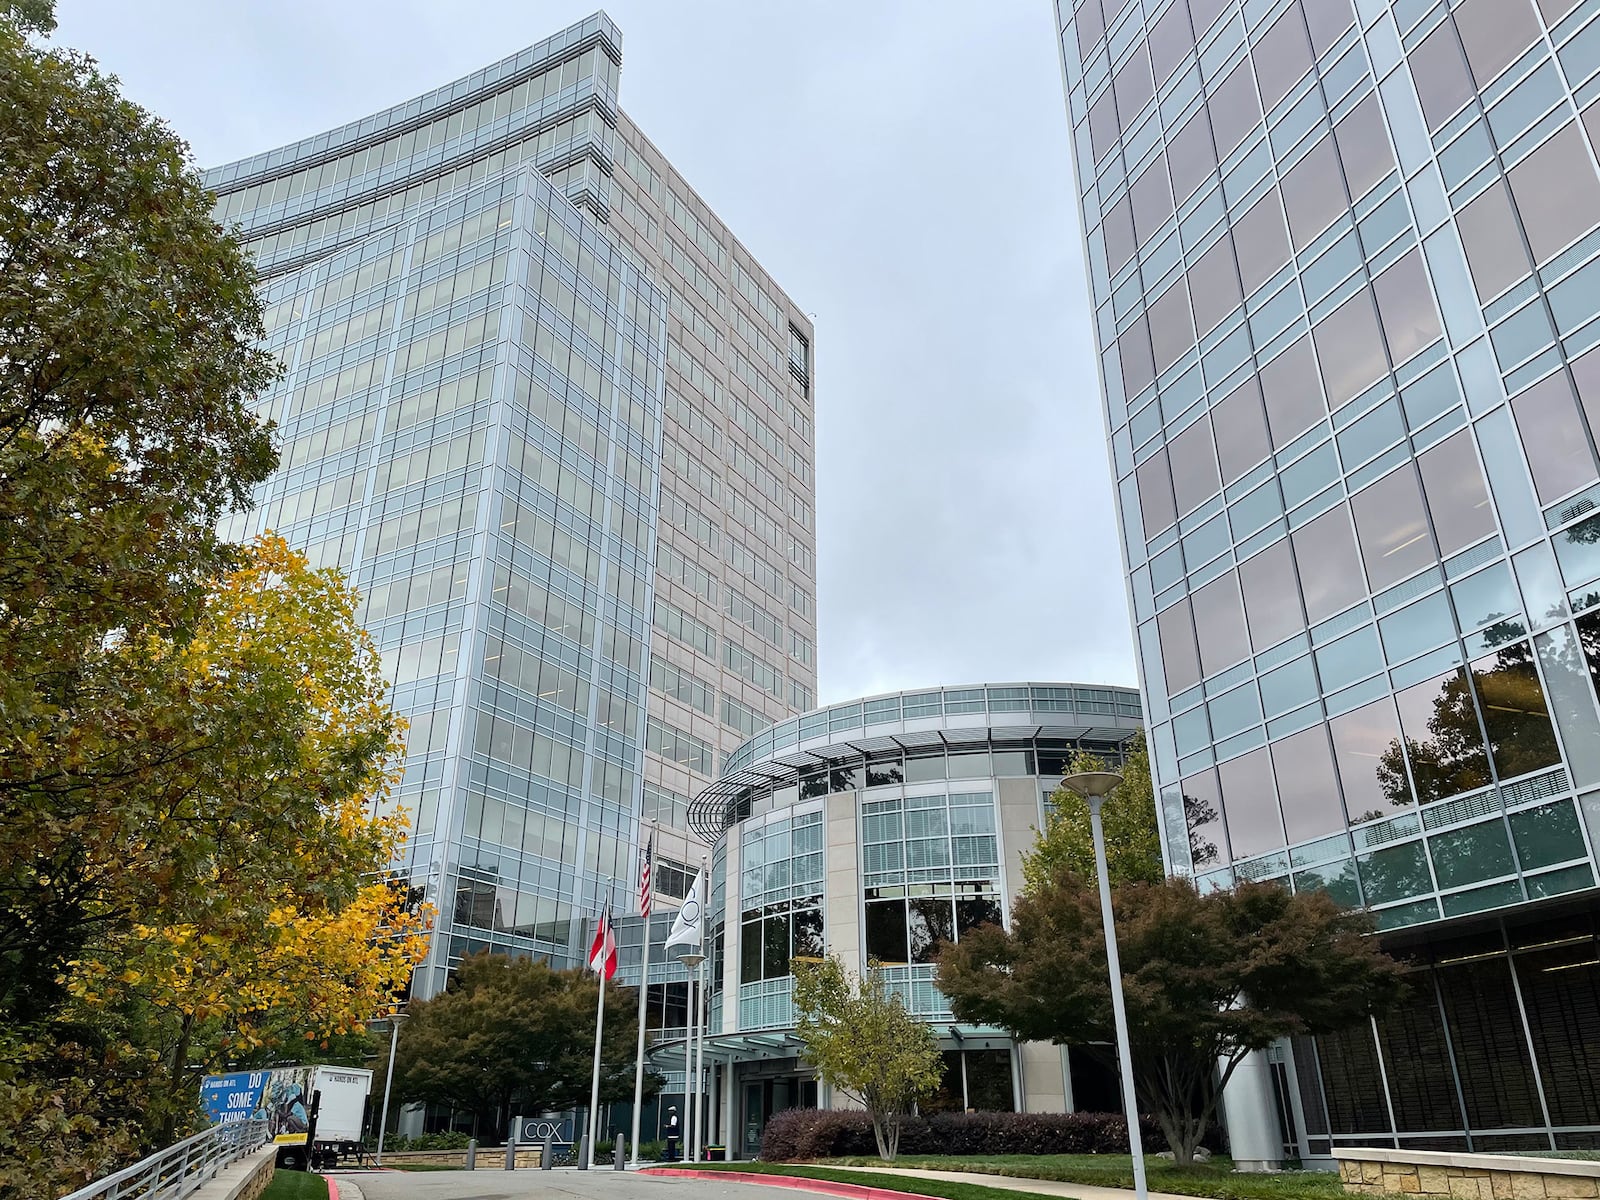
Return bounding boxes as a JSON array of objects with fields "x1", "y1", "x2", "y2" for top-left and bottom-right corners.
[{"x1": 1219, "y1": 1049, "x2": 1283, "y2": 1170}]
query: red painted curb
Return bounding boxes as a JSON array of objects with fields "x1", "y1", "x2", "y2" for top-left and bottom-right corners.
[
  {"x1": 639, "y1": 1167, "x2": 935, "y2": 1200},
  {"x1": 325, "y1": 1176, "x2": 341, "y2": 1200}
]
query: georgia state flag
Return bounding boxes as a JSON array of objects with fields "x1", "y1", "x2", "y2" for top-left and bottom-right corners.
[{"x1": 589, "y1": 910, "x2": 617, "y2": 980}]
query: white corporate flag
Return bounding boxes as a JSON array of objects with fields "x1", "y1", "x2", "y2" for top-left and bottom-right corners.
[{"x1": 664, "y1": 865, "x2": 706, "y2": 950}]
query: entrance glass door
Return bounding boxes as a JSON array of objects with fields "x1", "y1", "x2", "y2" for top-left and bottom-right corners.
[{"x1": 743, "y1": 1084, "x2": 763, "y2": 1157}]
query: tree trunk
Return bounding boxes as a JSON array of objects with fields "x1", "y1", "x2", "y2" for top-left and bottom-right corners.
[
  {"x1": 870, "y1": 1110, "x2": 893, "y2": 1161},
  {"x1": 162, "y1": 1013, "x2": 196, "y2": 1145}
]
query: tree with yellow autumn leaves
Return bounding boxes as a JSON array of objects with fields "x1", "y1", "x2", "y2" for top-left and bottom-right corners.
[{"x1": 0, "y1": 5, "x2": 430, "y2": 1193}]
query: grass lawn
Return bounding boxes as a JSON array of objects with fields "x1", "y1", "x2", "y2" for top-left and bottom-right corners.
[
  {"x1": 818, "y1": 1154, "x2": 1351, "y2": 1200},
  {"x1": 659, "y1": 1161, "x2": 1070, "y2": 1200},
  {"x1": 388, "y1": 1163, "x2": 465, "y2": 1171},
  {"x1": 260, "y1": 1171, "x2": 328, "y2": 1200}
]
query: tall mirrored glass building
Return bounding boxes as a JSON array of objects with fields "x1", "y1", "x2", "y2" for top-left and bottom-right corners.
[
  {"x1": 206, "y1": 13, "x2": 818, "y2": 998},
  {"x1": 1058, "y1": 0, "x2": 1600, "y2": 1157}
]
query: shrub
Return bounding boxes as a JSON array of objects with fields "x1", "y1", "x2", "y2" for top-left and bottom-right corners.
[
  {"x1": 638, "y1": 1140, "x2": 666, "y2": 1161},
  {"x1": 759, "y1": 1108, "x2": 1181, "y2": 1161},
  {"x1": 384, "y1": 1132, "x2": 475, "y2": 1151}
]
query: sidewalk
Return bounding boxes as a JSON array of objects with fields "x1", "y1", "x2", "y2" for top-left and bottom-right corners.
[
  {"x1": 821, "y1": 1165, "x2": 1194, "y2": 1200},
  {"x1": 645, "y1": 1165, "x2": 1194, "y2": 1200}
]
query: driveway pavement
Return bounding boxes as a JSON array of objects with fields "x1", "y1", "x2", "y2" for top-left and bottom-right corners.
[{"x1": 330, "y1": 1166, "x2": 808, "y2": 1200}]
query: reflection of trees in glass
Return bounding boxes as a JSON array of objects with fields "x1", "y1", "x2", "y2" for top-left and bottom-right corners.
[
  {"x1": 1378, "y1": 668, "x2": 1491, "y2": 805},
  {"x1": 1185, "y1": 791, "x2": 1222, "y2": 869},
  {"x1": 1373, "y1": 637, "x2": 1562, "y2": 810}
]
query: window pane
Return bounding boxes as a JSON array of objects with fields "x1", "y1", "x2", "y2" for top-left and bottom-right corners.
[
  {"x1": 964, "y1": 1048, "x2": 1016, "y2": 1113},
  {"x1": 741, "y1": 921, "x2": 763, "y2": 980},
  {"x1": 1149, "y1": 276, "x2": 1196, "y2": 372},
  {"x1": 1212, "y1": 376, "x2": 1272, "y2": 481},
  {"x1": 1182, "y1": 767, "x2": 1228, "y2": 867},
  {"x1": 864, "y1": 900, "x2": 909, "y2": 964},
  {"x1": 1272, "y1": 725, "x2": 1347, "y2": 843},
  {"x1": 793, "y1": 907, "x2": 824, "y2": 960},
  {"x1": 1330, "y1": 697, "x2": 1413, "y2": 818},
  {"x1": 1158, "y1": 598, "x2": 1202, "y2": 693},
  {"x1": 955, "y1": 895, "x2": 1003, "y2": 937},
  {"x1": 1351, "y1": 466, "x2": 1435, "y2": 591},
  {"x1": 1292, "y1": 505, "x2": 1367, "y2": 622},
  {"x1": 1169, "y1": 416, "x2": 1222, "y2": 514},
  {"x1": 1169, "y1": 107, "x2": 1218, "y2": 203},
  {"x1": 1192, "y1": 570, "x2": 1251, "y2": 677},
  {"x1": 1334, "y1": 94, "x2": 1397, "y2": 205},
  {"x1": 1190, "y1": 233, "x2": 1242, "y2": 336},
  {"x1": 1220, "y1": 747, "x2": 1285, "y2": 858},
  {"x1": 1103, "y1": 196, "x2": 1136, "y2": 272},
  {"x1": 1209, "y1": 59, "x2": 1262, "y2": 156},
  {"x1": 1114, "y1": 45, "x2": 1155, "y2": 127},
  {"x1": 1089, "y1": 87, "x2": 1120, "y2": 161},
  {"x1": 908, "y1": 897, "x2": 955, "y2": 965},
  {"x1": 1470, "y1": 643, "x2": 1562, "y2": 780},
  {"x1": 1457, "y1": 181, "x2": 1531, "y2": 304},
  {"x1": 1454, "y1": 0, "x2": 1541, "y2": 89},
  {"x1": 1261, "y1": 336, "x2": 1326, "y2": 447},
  {"x1": 1132, "y1": 156, "x2": 1175, "y2": 246},
  {"x1": 1572, "y1": 344, "x2": 1600, "y2": 446},
  {"x1": 1418, "y1": 430, "x2": 1495, "y2": 556},
  {"x1": 905, "y1": 753, "x2": 946, "y2": 783},
  {"x1": 1235, "y1": 188, "x2": 1291, "y2": 296},
  {"x1": 1137, "y1": 447, "x2": 1177, "y2": 537},
  {"x1": 1508, "y1": 123, "x2": 1600, "y2": 267},
  {"x1": 1253, "y1": 5, "x2": 1313, "y2": 111},
  {"x1": 1074, "y1": 0, "x2": 1105, "y2": 61},
  {"x1": 1281, "y1": 137, "x2": 1346, "y2": 251},
  {"x1": 1373, "y1": 250, "x2": 1442, "y2": 368},
  {"x1": 1394, "y1": 666, "x2": 1492, "y2": 803},
  {"x1": 1313, "y1": 287, "x2": 1388, "y2": 410},
  {"x1": 1429, "y1": 819, "x2": 1514, "y2": 889},
  {"x1": 1149, "y1": 0, "x2": 1196, "y2": 84},
  {"x1": 1508, "y1": 800, "x2": 1583, "y2": 870},
  {"x1": 1510, "y1": 371, "x2": 1599, "y2": 505},
  {"x1": 1240, "y1": 539, "x2": 1307, "y2": 650},
  {"x1": 1121, "y1": 315, "x2": 1156, "y2": 398},
  {"x1": 1410, "y1": 19, "x2": 1476, "y2": 132},
  {"x1": 764, "y1": 912, "x2": 791, "y2": 977},
  {"x1": 1306, "y1": 0, "x2": 1354, "y2": 57}
]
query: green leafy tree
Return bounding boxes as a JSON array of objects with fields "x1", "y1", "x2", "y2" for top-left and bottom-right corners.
[
  {"x1": 936, "y1": 868, "x2": 1404, "y2": 1166},
  {"x1": 0, "y1": 0, "x2": 277, "y2": 1022},
  {"x1": 1023, "y1": 732, "x2": 1163, "y2": 893},
  {"x1": 386, "y1": 952, "x2": 658, "y2": 1144},
  {"x1": 791, "y1": 956, "x2": 943, "y2": 1162}
]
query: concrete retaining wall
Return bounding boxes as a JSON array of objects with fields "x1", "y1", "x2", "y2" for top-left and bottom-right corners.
[{"x1": 378, "y1": 1147, "x2": 544, "y2": 1168}]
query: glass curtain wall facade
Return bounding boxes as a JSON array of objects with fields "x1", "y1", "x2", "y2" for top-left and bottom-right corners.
[
  {"x1": 1057, "y1": 0, "x2": 1600, "y2": 1154},
  {"x1": 666, "y1": 683, "x2": 1144, "y2": 1155},
  {"x1": 205, "y1": 13, "x2": 817, "y2": 996}
]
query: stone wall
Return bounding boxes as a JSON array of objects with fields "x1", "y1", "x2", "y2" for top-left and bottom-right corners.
[
  {"x1": 378, "y1": 1147, "x2": 544, "y2": 1168},
  {"x1": 1337, "y1": 1148, "x2": 1600, "y2": 1199}
]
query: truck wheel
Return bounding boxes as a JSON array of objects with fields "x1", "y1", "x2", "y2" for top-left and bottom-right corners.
[{"x1": 278, "y1": 1148, "x2": 307, "y2": 1172}]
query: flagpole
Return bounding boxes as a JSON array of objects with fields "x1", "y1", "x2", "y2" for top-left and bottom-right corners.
[
  {"x1": 692, "y1": 854, "x2": 709, "y2": 1162},
  {"x1": 629, "y1": 824, "x2": 655, "y2": 1167},
  {"x1": 587, "y1": 950, "x2": 607, "y2": 1165}
]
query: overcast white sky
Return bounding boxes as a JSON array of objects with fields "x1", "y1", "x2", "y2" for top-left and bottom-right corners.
[{"x1": 53, "y1": 0, "x2": 1138, "y2": 703}]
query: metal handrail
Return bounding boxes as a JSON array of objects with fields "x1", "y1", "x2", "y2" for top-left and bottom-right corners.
[{"x1": 59, "y1": 1118, "x2": 270, "y2": 1200}]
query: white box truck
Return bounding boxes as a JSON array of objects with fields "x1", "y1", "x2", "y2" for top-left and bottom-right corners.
[{"x1": 201, "y1": 1065, "x2": 374, "y2": 1170}]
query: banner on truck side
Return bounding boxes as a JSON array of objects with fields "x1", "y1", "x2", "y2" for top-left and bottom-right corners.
[{"x1": 200, "y1": 1067, "x2": 316, "y2": 1145}]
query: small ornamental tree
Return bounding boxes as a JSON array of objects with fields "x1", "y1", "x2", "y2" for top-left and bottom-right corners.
[
  {"x1": 936, "y1": 868, "x2": 1406, "y2": 1165},
  {"x1": 791, "y1": 956, "x2": 943, "y2": 1162},
  {"x1": 1024, "y1": 732, "x2": 1163, "y2": 893}
]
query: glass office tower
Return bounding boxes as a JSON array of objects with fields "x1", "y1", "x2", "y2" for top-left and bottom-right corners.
[
  {"x1": 205, "y1": 14, "x2": 818, "y2": 1000},
  {"x1": 1058, "y1": 0, "x2": 1600, "y2": 1156}
]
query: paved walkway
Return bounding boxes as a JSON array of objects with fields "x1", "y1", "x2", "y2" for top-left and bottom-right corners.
[{"x1": 826, "y1": 1165, "x2": 1192, "y2": 1200}]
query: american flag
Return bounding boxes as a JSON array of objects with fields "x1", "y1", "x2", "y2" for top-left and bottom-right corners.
[{"x1": 639, "y1": 834, "x2": 654, "y2": 918}]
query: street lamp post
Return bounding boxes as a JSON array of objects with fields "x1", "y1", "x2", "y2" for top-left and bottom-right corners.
[
  {"x1": 1060, "y1": 770, "x2": 1147, "y2": 1200},
  {"x1": 679, "y1": 952, "x2": 707, "y2": 1165},
  {"x1": 375, "y1": 1010, "x2": 407, "y2": 1167}
]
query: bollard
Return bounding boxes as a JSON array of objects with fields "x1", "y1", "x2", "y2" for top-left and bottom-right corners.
[
  {"x1": 578, "y1": 1134, "x2": 590, "y2": 1170},
  {"x1": 465, "y1": 1139, "x2": 477, "y2": 1170},
  {"x1": 614, "y1": 1134, "x2": 626, "y2": 1170},
  {"x1": 504, "y1": 1117, "x2": 517, "y2": 1171},
  {"x1": 541, "y1": 1131, "x2": 554, "y2": 1170}
]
